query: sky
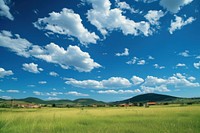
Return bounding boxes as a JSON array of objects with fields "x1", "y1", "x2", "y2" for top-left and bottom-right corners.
[{"x1": 0, "y1": 0, "x2": 200, "y2": 102}]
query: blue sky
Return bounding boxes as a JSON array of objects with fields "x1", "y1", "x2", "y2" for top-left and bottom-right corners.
[{"x1": 0, "y1": 0, "x2": 200, "y2": 102}]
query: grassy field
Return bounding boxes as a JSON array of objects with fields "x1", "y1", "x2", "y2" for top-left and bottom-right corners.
[{"x1": 0, "y1": 105, "x2": 200, "y2": 133}]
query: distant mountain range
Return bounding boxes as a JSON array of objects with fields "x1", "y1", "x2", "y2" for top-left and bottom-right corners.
[
  {"x1": 13, "y1": 97, "x2": 105, "y2": 105},
  {"x1": 0, "y1": 93, "x2": 200, "y2": 105}
]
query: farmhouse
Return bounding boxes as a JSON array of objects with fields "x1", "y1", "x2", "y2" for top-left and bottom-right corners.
[
  {"x1": 147, "y1": 102, "x2": 157, "y2": 106},
  {"x1": 18, "y1": 104, "x2": 41, "y2": 108}
]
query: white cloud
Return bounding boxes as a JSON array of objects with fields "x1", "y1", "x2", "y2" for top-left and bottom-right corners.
[
  {"x1": 135, "y1": 0, "x2": 157, "y2": 3},
  {"x1": 0, "y1": 96, "x2": 12, "y2": 99},
  {"x1": 160, "y1": 0, "x2": 193, "y2": 13},
  {"x1": 49, "y1": 71, "x2": 59, "y2": 77},
  {"x1": 27, "y1": 85, "x2": 35, "y2": 87},
  {"x1": 0, "y1": 0, "x2": 14, "y2": 20},
  {"x1": 22, "y1": 63, "x2": 43, "y2": 74},
  {"x1": 0, "y1": 89, "x2": 4, "y2": 92},
  {"x1": 176, "y1": 63, "x2": 186, "y2": 67},
  {"x1": 0, "y1": 30, "x2": 32, "y2": 57},
  {"x1": 65, "y1": 78, "x2": 103, "y2": 89},
  {"x1": 143, "y1": 73, "x2": 199, "y2": 88},
  {"x1": 194, "y1": 61, "x2": 200, "y2": 69},
  {"x1": 154, "y1": 64, "x2": 165, "y2": 69},
  {"x1": 66, "y1": 91, "x2": 89, "y2": 96},
  {"x1": 33, "y1": 91, "x2": 44, "y2": 96},
  {"x1": 144, "y1": 10, "x2": 165, "y2": 25},
  {"x1": 126, "y1": 57, "x2": 138, "y2": 64},
  {"x1": 196, "y1": 55, "x2": 200, "y2": 59},
  {"x1": 38, "y1": 81, "x2": 47, "y2": 84},
  {"x1": 7, "y1": 90, "x2": 19, "y2": 93},
  {"x1": 137, "y1": 60, "x2": 145, "y2": 65},
  {"x1": 188, "y1": 76, "x2": 196, "y2": 82},
  {"x1": 102, "y1": 77, "x2": 132, "y2": 88},
  {"x1": 47, "y1": 97, "x2": 61, "y2": 100},
  {"x1": 169, "y1": 15, "x2": 195, "y2": 34},
  {"x1": 65, "y1": 77, "x2": 132, "y2": 89},
  {"x1": 0, "y1": 31, "x2": 101, "y2": 72},
  {"x1": 33, "y1": 8, "x2": 99, "y2": 45},
  {"x1": 115, "y1": 48, "x2": 129, "y2": 56},
  {"x1": 86, "y1": 0, "x2": 151, "y2": 37},
  {"x1": 143, "y1": 76, "x2": 167, "y2": 86},
  {"x1": 0, "y1": 67, "x2": 13, "y2": 78},
  {"x1": 141, "y1": 85, "x2": 170, "y2": 93},
  {"x1": 178, "y1": 50, "x2": 190, "y2": 57},
  {"x1": 140, "y1": 73, "x2": 199, "y2": 93},
  {"x1": 148, "y1": 55, "x2": 154, "y2": 60},
  {"x1": 98, "y1": 89, "x2": 141, "y2": 94},
  {"x1": 115, "y1": 0, "x2": 138, "y2": 13},
  {"x1": 46, "y1": 92, "x2": 63, "y2": 96},
  {"x1": 30, "y1": 43, "x2": 101, "y2": 72},
  {"x1": 131, "y1": 76, "x2": 144, "y2": 85}
]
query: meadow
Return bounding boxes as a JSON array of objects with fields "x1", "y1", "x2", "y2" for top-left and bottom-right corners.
[{"x1": 0, "y1": 105, "x2": 200, "y2": 133}]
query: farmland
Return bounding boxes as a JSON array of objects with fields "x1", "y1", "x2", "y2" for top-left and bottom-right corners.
[{"x1": 0, "y1": 105, "x2": 200, "y2": 133}]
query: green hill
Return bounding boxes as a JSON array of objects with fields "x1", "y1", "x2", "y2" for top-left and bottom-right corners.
[
  {"x1": 73, "y1": 98, "x2": 105, "y2": 105},
  {"x1": 17, "y1": 97, "x2": 46, "y2": 104},
  {"x1": 114, "y1": 93, "x2": 179, "y2": 104}
]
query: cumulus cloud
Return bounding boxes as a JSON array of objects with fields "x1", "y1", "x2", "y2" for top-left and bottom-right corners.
[
  {"x1": 33, "y1": 8, "x2": 99, "y2": 45},
  {"x1": 115, "y1": 48, "x2": 129, "y2": 56},
  {"x1": 0, "y1": 30, "x2": 32, "y2": 57},
  {"x1": 140, "y1": 73, "x2": 199, "y2": 93},
  {"x1": 0, "y1": 67, "x2": 13, "y2": 78},
  {"x1": 115, "y1": 0, "x2": 138, "y2": 13},
  {"x1": 22, "y1": 63, "x2": 43, "y2": 74},
  {"x1": 143, "y1": 73, "x2": 199, "y2": 88},
  {"x1": 144, "y1": 10, "x2": 165, "y2": 25},
  {"x1": 86, "y1": 0, "x2": 151, "y2": 37},
  {"x1": 0, "y1": 96, "x2": 12, "y2": 99},
  {"x1": 0, "y1": 0, "x2": 14, "y2": 20},
  {"x1": 98, "y1": 89, "x2": 141, "y2": 94},
  {"x1": 33, "y1": 91, "x2": 44, "y2": 96},
  {"x1": 126, "y1": 57, "x2": 138, "y2": 65},
  {"x1": 137, "y1": 60, "x2": 146, "y2": 65},
  {"x1": 188, "y1": 76, "x2": 196, "y2": 82},
  {"x1": 30, "y1": 43, "x2": 101, "y2": 72},
  {"x1": 135, "y1": 0, "x2": 157, "y2": 3},
  {"x1": 141, "y1": 85, "x2": 170, "y2": 93},
  {"x1": 178, "y1": 50, "x2": 190, "y2": 57},
  {"x1": 38, "y1": 81, "x2": 47, "y2": 84},
  {"x1": 169, "y1": 15, "x2": 195, "y2": 34},
  {"x1": 154, "y1": 64, "x2": 165, "y2": 69},
  {"x1": 148, "y1": 56, "x2": 154, "y2": 60},
  {"x1": 47, "y1": 97, "x2": 61, "y2": 100},
  {"x1": 0, "y1": 30, "x2": 101, "y2": 72},
  {"x1": 65, "y1": 77, "x2": 132, "y2": 89},
  {"x1": 7, "y1": 90, "x2": 19, "y2": 93},
  {"x1": 194, "y1": 61, "x2": 200, "y2": 69},
  {"x1": 66, "y1": 91, "x2": 89, "y2": 96},
  {"x1": 160, "y1": 0, "x2": 193, "y2": 13},
  {"x1": 176, "y1": 63, "x2": 186, "y2": 67},
  {"x1": 131, "y1": 76, "x2": 144, "y2": 85},
  {"x1": 49, "y1": 71, "x2": 59, "y2": 77},
  {"x1": 65, "y1": 73, "x2": 199, "y2": 93},
  {"x1": 46, "y1": 92, "x2": 63, "y2": 96}
]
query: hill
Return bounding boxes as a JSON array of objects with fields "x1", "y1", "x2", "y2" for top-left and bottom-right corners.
[
  {"x1": 114, "y1": 93, "x2": 179, "y2": 104},
  {"x1": 17, "y1": 97, "x2": 46, "y2": 104},
  {"x1": 73, "y1": 98, "x2": 105, "y2": 105}
]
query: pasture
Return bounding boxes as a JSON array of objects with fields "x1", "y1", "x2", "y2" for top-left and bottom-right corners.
[{"x1": 0, "y1": 105, "x2": 200, "y2": 133}]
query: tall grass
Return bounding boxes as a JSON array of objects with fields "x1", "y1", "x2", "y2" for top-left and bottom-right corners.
[{"x1": 0, "y1": 105, "x2": 200, "y2": 133}]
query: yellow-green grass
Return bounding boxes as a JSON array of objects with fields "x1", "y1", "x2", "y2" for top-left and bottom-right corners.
[{"x1": 0, "y1": 105, "x2": 200, "y2": 133}]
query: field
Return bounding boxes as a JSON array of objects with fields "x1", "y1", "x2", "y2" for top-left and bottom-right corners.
[{"x1": 0, "y1": 105, "x2": 200, "y2": 133}]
